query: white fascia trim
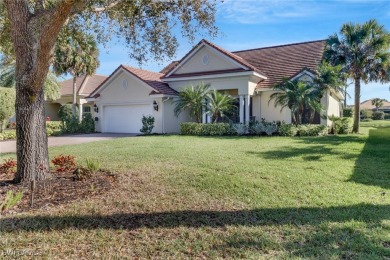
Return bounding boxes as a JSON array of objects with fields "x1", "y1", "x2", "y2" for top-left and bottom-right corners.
[
  {"x1": 101, "y1": 101, "x2": 151, "y2": 106},
  {"x1": 163, "y1": 71, "x2": 266, "y2": 82},
  {"x1": 165, "y1": 42, "x2": 249, "y2": 77},
  {"x1": 290, "y1": 70, "x2": 315, "y2": 81},
  {"x1": 149, "y1": 94, "x2": 178, "y2": 98},
  {"x1": 90, "y1": 67, "x2": 156, "y2": 96},
  {"x1": 85, "y1": 97, "x2": 96, "y2": 102}
]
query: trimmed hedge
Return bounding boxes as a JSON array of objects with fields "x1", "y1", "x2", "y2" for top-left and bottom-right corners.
[
  {"x1": 296, "y1": 124, "x2": 328, "y2": 136},
  {"x1": 372, "y1": 111, "x2": 385, "y2": 120},
  {"x1": 180, "y1": 123, "x2": 233, "y2": 136}
]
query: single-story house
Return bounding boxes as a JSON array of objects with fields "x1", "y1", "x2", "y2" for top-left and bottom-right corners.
[
  {"x1": 360, "y1": 99, "x2": 390, "y2": 113},
  {"x1": 45, "y1": 74, "x2": 107, "y2": 120},
  {"x1": 49, "y1": 39, "x2": 344, "y2": 133}
]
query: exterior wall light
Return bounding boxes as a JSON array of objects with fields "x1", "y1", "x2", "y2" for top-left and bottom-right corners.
[
  {"x1": 153, "y1": 101, "x2": 158, "y2": 111},
  {"x1": 93, "y1": 104, "x2": 99, "y2": 113}
]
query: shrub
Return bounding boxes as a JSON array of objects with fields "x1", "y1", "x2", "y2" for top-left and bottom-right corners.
[
  {"x1": 58, "y1": 104, "x2": 78, "y2": 122},
  {"x1": 343, "y1": 108, "x2": 353, "y2": 117},
  {"x1": 46, "y1": 121, "x2": 62, "y2": 131},
  {"x1": 385, "y1": 114, "x2": 390, "y2": 120},
  {"x1": 80, "y1": 113, "x2": 95, "y2": 133},
  {"x1": 140, "y1": 115, "x2": 155, "y2": 135},
  {"x1": 264, "y1": 123, "x2": 278, "y2": 136},
  {"x1": 278, "y1": 122, "x2": 297, "y2": 136},
  {"x1": 249, "y1": 122, "x2": 265, "y2": 135},
  {"x1": 51, "y1": 154, "x2": 77, "y2": 173},
  {"x1": 180, "y1": 122, "x2": 232, "y2": 136},
  {"x1": 1, "y1": 190, "x2": 23, "y2": 212},
  {"x1": 0, "y1": 158, "x2": 17, "y2": 175},
  {"x1": 297, "y1": 124, "x2": 328, "y2": 136},
  {"x1": 329, "y1": 116, "x2": 351, "y2": 134},
  {"x1": 232, "y1": 123, "x2": 248, "y2": 135},
  {"x1": 86, "y1": 159, "x2": 100, "y2": 173},
  {"x1": 0, "y1": 130, "x2": 16, "y2": 140},
  {"x1": 0, "y1": 87, "x2": 15, "y2": 133},
  {"x1": 372, "y1": 111, "x2": 385, "y2": 120},
  {"x1": 361, "y1": 110, "x2": 373, "y2": 119}
]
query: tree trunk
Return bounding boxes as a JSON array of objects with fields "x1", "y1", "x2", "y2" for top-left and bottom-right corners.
[
  {"x1": 343, "y1": 86, "x2": 347, "y2": 108},
  {"x1": 72, "y1": 75, "x2": 77, "y2": 117},
  {"x1": 14, "y1": 84, "x2": 49, "y2": 182},
  {"x1": 352, "y1": 78, "x2": 361, "y2": 133},
  {"x1": 4, "y1": 0, "x2": 75, "y2": 183}
]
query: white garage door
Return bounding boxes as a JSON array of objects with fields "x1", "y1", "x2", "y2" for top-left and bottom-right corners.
[{"x1": 103, "y1": 104, "x2": 153, "y2": 133}]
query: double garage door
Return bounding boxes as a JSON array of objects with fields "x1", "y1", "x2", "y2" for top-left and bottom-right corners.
[{"x1": 103, "y1": 104, "x2": 153, "y2": 133}]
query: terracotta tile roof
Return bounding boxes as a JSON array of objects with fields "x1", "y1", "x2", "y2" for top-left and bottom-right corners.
[
  {"x1": 122, "y1": 66, "x2": 178, "y2": 95},
  {"x1": 360, "y1": 99, "x2": 390, "y2": 110},
  {"x1": 233, "y1": 40, "x2": 326, "y2": 88},
  {"x1": 60, "y1": 74, "x2": 107, "y2": 96},
  {"x1": 162, "y1": 39, "x2": 267, "y2": 79},
  {"x1": 159, "y1": 61, "x2": 179, "y2": 74}
]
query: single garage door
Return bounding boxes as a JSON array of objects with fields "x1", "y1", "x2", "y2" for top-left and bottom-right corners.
[{"x1": 103, "y1": 104, "x2": 153, "y2": 133}]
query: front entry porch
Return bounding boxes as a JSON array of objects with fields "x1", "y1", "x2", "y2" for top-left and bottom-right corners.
[{"x1": 201, "y1": 94, "x2": 253, "y2": 124}]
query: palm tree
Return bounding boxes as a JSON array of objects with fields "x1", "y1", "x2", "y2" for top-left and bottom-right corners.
[
  {"x1": 53, "y1": 28, "x2": 99, "y2": 117},
  {"x1": 371, "y1": 98, "x2": 385, "y2": 111},
  {"x1": 269, "y1": 79, "x2": 322, "y2": 125},
  {"x1": 206, "y1": 90, "x2": 235, "y2": 123},
  {"x1": 0, "y1": 61, "x2": 61, "y2": 101},
  {"x1": 324, "y1": 19, "x2": 390, "y2": 133},
  {"x1": 173, "y1": 82, "x2": 210, "y2": 123},
  {"x1": 314, "y1": 61, "x2": 346, "y2": 98}
]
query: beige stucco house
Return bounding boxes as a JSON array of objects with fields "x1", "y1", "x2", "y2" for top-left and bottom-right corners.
[
  {"x1": 45, "y1": 74, "x2": 107, "y2": 121},
  {"x1": 50, "y1": 39, "x2": 343, "y2": 133}
]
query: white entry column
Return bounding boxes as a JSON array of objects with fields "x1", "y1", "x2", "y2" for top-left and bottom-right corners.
[
  {"x1": 245, "y1": 95, "x2": 250, "y2": 123},
  {"x1": 78, "y1": 103, "x2": 83, "y2": 122},
  {"x1": 202, "y1": 99, "x2": 206, "y2": 123},
  {"x1": 239, "y1": 95, "x2": 244, "y2": 123}
]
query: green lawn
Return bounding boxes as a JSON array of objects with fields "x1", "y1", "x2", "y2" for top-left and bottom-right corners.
[{"x1": 1, "y1": 123, "x2": 390, "y2": 258}]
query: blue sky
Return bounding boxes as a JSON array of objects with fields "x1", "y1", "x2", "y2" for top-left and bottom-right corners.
[{"x1": 96, "y1": 0, "x2": 390, "y2": 104}]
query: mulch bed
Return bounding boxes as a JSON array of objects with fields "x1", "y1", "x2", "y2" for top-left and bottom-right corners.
[{"x1": 0, "y1": 170, "x2": 118, "y2": 214}]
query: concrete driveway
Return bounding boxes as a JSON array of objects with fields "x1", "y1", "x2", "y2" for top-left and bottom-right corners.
[{"x1": 0, "y1": 133, "x2": 137, "y2": 154}]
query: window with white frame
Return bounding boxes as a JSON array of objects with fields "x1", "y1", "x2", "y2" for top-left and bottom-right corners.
[{"x1": 83, "y1": 106, "x2": 91, "y2": 115}]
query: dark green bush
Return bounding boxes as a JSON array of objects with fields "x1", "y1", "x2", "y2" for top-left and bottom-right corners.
[
  {"x1": 361, "y1": 110, "x2": 373, "y2": 119},
  {"x1": 180, "y1": 122, "x2": 232, "y2": 136},
  {"x1": 140, "y1": 115, "x2": 155, "y2": 135},
  {"x1": 80, "y1": 113, "x2": 95, "y2": 133},
  {"x1": 58, "y1": 104, "x2": 79, "y2": 122},
  {"x1": 343, "y1": 108, "x2": 353, "y2": 117},
  {"x1": 372, "y1": 111, "x2": 385, "y2": 120},
  {"x1": 297, "y1": 124, "x2": 328, "y2": 136},
  {"x1": 384, "y1": 114, "x2": 390, "y2": 120},
  {"x1": 278, "y1": 122, "x2": 298, "y2": 136}
]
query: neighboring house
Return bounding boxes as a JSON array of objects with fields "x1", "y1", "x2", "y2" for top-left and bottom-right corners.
[
  {"x1": 360, "y1": 99, "x2": 390, "y2": 113},
  {"x1": 45, "y1": 74, "x2": 107, "y2": 120},
  {"x1": 84, "y1": 39, "x2": 343, "y2": 133}
]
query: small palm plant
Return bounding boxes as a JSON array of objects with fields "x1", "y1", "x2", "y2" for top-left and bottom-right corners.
[
  {"x1": 173, "y1": 82, "x2": 210, "y2": 123},
  {"x1": 269, "y1": 79, "x2": 322, "y2": 125},
  {"x1": 371, "y1": 98, "x2": 385, "y2": 111},
  {"x1": 206, "y1": 90, "x2": 235, "y2": 123}
]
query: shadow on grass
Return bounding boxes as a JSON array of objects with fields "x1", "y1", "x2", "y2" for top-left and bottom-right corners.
[
  {"x1": 1, "y1": 204, "x2": 389, "y2": 257},
  {"x1": 349, "y1": 128, "x2": 390, "y2": 190},
  {"x1": 247, "y1": 144, "x2": 357, "y2": 161},
  {"x1": 1, "y1": 203, "x2": 389, "y2": 232}
]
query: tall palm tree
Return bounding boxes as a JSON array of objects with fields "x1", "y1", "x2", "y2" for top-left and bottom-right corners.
[
  {"x1": 270, "y1": 79, "x2": 322, "y2": 125},
  {"x1": 371, "y1": 98, "x2": 385, "y2": 111},
  {"x1": 173, "y1": 82, "x2": 210, "y2": 123},
  {"x1": 53, "y1": 28, "x2": 99, "y2": 117},
  {"x1": 324, "y1": 19, "x2": 390, "y2": 133},
  {"x1": 0, "y1": 61, "x2": 61, "y2": 101},
  {"x1": 206, "y1": 90, "x2": 235, "y2": 123}
]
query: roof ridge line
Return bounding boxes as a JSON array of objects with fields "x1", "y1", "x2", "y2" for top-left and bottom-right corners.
[{"x1": 122, "y1": 65, "x2": 164, "y2": 76}]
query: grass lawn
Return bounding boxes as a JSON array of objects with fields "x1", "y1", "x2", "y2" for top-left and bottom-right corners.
[{"x1": 0, "y1": 122, "x2": 390, "y2": 258}]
